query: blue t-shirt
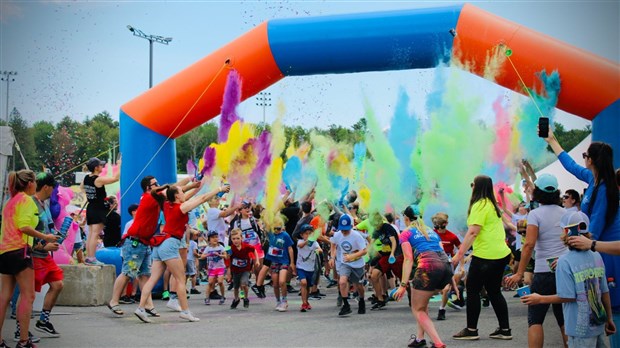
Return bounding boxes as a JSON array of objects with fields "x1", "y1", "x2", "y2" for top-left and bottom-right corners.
[
  {"x1": 265, "y1": 232, "x2": 294, "y2": 265},
  {"x1": 556, "y1": 249, "x2": 609, "y2": 338},
  {"x1": 399, "y1": 226, "x2": 443, "y2": 258}
]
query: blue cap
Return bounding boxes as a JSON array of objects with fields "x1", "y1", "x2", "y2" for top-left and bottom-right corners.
[
  {"x1": 534, "y1": 173, "x2": 559, "y2": 193},
  {"x1": 300, "y1": 224, "x2": 314, "y2": 233},
  {"x1": 338, "y1": 214, "x2": 353, "y2": 231}
]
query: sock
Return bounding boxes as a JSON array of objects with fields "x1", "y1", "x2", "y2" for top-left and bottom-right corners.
[
  {"x1": 39, "y1": 309, "x2": 51, "y2": 323},
  {"x1": 275, "y1": 296, "x2": 281, "y2": 302},
  {"x1": 439, "y1": 305, "x2": 445, "y2": 310},
  {"x1": 343, "y1": 297, "x2": 349, "y2": 306},
  {"x1": 170, "y1": 291, "x2": 178, "y2": 300},
  {"x1": 15, "y1": 321, "x2": 20, "y2": 336}
]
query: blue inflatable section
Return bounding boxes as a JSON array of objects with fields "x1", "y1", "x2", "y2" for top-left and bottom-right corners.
[
  {"x1": 119, "y1": 111, "x2": 177, "y2": 225},
  {"x1": 592, "y1": 99, "x2": 620, "y2": 167},
  {"x1": 267, "y1": 5, "x2": 462, "y2": 76}
]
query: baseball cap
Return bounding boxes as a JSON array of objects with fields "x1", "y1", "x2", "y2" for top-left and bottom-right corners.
[
  {"x1": 560, "y1": 211, "x2": 589, "y2": 231},
  {"x1": 300, "y1": 224, "x2": 314, "y2": 233},
  {"x1": 127, "y1": 204, "x2": 139, "y2": 215},
  {"x1": 338, "y1": 214, "x2": 353, "y2": 231},
  {"x1": 86, "y1": 157, "x2": 106, "y2": 172},
  {"x1": 207, "y1": 231, "x2": 218, "y2": 238},
  {"x1": 534, "y1": 173, "x2": 559, "y2": 193},
  {"x1": 241, "y1": 200, "x2": 252, "y2": 209}
]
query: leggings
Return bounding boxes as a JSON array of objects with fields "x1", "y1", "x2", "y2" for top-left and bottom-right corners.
[{"x1": 466, "y1": 254, "x2": 511, "y2": 330}]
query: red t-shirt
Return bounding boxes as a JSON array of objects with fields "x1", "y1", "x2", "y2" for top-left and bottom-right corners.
[
  {"x1": 127, "y1": 192, "x2": 161, "y2": 244},
  {"x1": 436, "y1": 229, "x2": 461, "y2": 256},
  {"x1": 229, "y1": 242, "x2": 256, "y2": 273},
  {"x1": 162, "y1": 202, "x2": 188, "y2": 239}
]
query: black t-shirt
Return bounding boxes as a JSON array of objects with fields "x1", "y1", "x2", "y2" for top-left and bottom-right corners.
[
  {"x1": 103, "y1": 211, "x2": 121, "y2": 247},
  {"x1": 373, "y1": 223, "x2": 401, "y2": 256},
  {"x1": 281, "y1": 202, "x2": 300, "y2": 235}
]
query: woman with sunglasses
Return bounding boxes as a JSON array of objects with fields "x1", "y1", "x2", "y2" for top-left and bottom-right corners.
[
  {"x1": 451, "y1": 175, "x2": 512, "y2": 341},
  {"x1": 0, "y1": 170, "x2": 58, "y2": 348},
  {"x1": 544, "y1": 130, "x2": 620, "y2": 345}
]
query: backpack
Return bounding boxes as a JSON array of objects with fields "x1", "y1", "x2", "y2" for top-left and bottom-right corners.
[{"x1": 228, "y1": 214, "x2": 263, "y2": 241}]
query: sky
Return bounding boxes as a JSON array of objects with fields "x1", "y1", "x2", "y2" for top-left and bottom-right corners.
[{"x1": 0, "y1": 0, "x2": 618, "y2": 132}]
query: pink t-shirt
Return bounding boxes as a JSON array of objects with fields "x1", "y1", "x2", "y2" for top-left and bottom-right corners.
[{"x1": 0, "y1": 193, "x2": 38, "y2": 254}]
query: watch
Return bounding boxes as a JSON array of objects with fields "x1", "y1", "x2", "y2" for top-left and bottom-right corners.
[
  {"x1": 400, "y1": 282, "x2": 408, "y2": 288},
  {"x1": 591, "y1": 240, "x2": 597, "y2": 252}
]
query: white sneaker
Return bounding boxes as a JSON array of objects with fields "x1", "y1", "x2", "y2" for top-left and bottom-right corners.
[
  {"x1": 166, "y1": 298, "x2": 181, "y2": 312},
  {"x1": 134, "y1": 308, "x2": 153, "y2": 323},
  {"x1": 277, "y1": 301, "x2": 288, "y2": 312},
  {"x1": 180, "y1": 311, "x2": 200, "y2": 322},
  {"x1": 274, "y1": 301, "x2": 282, "y2": 311}
]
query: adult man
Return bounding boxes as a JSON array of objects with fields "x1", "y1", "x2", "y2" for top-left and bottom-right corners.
[
  {"x1": 29, "y1": 173, "x2": 64, "y2": 338},
  {"x1": 206, "y1": 195, "x2": 238, "y2": 246}
]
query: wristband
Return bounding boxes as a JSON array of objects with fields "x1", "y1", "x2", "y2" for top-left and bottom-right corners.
[
  {"x1": 400, "y1": 282, "x2": 408, "y2": 288},
  {"x1": 591, "y1": 240, "x2": 597, "y2": 252}
]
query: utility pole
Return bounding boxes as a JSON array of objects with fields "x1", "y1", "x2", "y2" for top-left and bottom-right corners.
[
  {"x1": 1, "y1": 71, "x2": 17, "y2": 123},
  {"x1": 256, "y1": 92, "x2": 271, "y2": 124}
]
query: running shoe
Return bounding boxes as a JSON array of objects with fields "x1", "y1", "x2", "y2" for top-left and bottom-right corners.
[
  {"x1": 230, "y1": 298, "x2": 240, "y2": 309},
  {"x1": 243, "y1": 298, "x2": 249, "y2": 308},
  {"x1": 452, "y1": 328, "x2": 479, "y2": 340},
  {"x1": 277, "y1": 300, "x2": 288, "y2": 312},
  {"x1": 300, "y1": 303, "x2": 309, "y2": 312},
  {"x1": 326, "y1": 279, "x2": 338, "y2": 288},
  {"x1": 12, "y1": 332, "x2": 39, "y2": 343},
  {"x1": 204, "y1": 298, "x2": 210, "y2": 305},
  {"x1": 84, "y1": 258, "x2": 104, "y2": 266},
  {"x1": 489, "y1": 328, "x2": 512, "y2": 340},
  {"x1": 119, "y1": 295, "x2": 134, "y2": 304},
  {"x1": 219, "y1": 296, "x2": 226, "y2": 305},
  {"x1": 437, "y1": 309, "x2": 446, "y2": 320},
  {"x1": 371, "y1": 300, "x2": 386, "y2": 310},
  {"x1": 338, "y1": 303, "x2": 352, "y2": 316},
  {"x1": 275, "y1": 301, "x2": 282, "y2": 311},
  {"x1": 0, "y1": 339, "x2": 7, "y2": 348},
  {"x1": 133, "y1": 308, "x2": 153, "y2": 323},
  {"x1": 14, "y1": 339, "x2": 35, "y2": 348},
  {"x1": 251, "y1": 284, "x2": 261, "y2": 297},
  {"x1": 287, "y1": 284, "x2": 299, "y2": 293},
  {"x1": 180, "y1": 311, "x2": 200, "y2": 322},
  {"x1": 407, "y1": 335, "x2": 427, "y2": 348},
  {"x1": 166, "y1": 298, "x2": 181, "y2": 312},
  {"x1": 209, "y1": 291, "x2": 222, "y2": 300},
  {"x1": 190, "y1": 288, "x2": 201, "y2": 295},
  {"x1": 35, "y1": 320, "x2": 60, "y2": 338},
  {"x1": 447, "y1": 299, "x2": 463, "y2": 311}
]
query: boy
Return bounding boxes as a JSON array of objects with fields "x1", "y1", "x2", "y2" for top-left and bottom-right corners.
[
  {"x1": 227, "y1": 228, "x2": 257, "y2": 309},
  {"x1": 329, "y1": 214, "x2": 368, "y2": 316},
  {"x1": 297, "y1": 224, "x2": 322, "y2": 312},
  {"x1": 521, "y1": 214, "x2": 616, "y2": 347}
]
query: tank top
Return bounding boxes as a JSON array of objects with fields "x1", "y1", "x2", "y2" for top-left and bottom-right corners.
[
  {"x1": 83, "y1": 175, "x2": 107, "y2": 209},
  {"x1": 162, "y1": 202, "x2": 188, "y2": 239}
]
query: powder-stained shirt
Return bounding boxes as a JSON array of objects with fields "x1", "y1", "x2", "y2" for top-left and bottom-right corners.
[{"x1": 0, "y1": 192, "x2": 38, "y2": 254}]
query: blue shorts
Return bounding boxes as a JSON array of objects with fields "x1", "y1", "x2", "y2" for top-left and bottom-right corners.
[
  {"x1": 121, "y1": 239, "x2": 151, "y2": 278},
  {"x1": 297, "y1": 268, "x2": 314, "y2": 287},
  {"x1": 73, "y1": 242, "x2": 84, "y2": 253},
  {"x1": 151, "y1": 237, "x2": 182, "y2": 262}
]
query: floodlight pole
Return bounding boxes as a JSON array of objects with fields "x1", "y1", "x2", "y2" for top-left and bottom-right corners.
[
  {"x1": 1, "y1": 71, "x2": 17, "y2": 122},
  {"x1": 127, "y1": 25, "x2": 172, "y2": 88}
]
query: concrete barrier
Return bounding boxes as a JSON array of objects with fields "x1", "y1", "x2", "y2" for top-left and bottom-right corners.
[{"x1": 56, "y1": 264, "x2": 116, "y2": 306}]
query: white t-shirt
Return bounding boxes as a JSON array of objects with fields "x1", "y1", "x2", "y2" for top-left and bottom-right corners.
[
  {"x1": 207, "y1": 207, "x2": 229, "y2": 243},
  {"x1": 331, "y1": 230, "x2": 367, "y2": 269},
  {"x1": 511, "y1": 212, "x2": 527, "y2": 250},
  {"x1": 527, "y1": 205, "x2": 568, "y2": 273},
  {"x1": 297, "y1": 239, "x2": 319, "y2": 272}
]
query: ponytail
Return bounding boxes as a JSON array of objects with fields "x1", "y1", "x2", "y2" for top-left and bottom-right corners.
[{"x1": 8, "y1": 170, "x2": 35, "y2": 197}]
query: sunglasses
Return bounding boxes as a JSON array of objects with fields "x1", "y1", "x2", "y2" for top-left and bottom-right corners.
[
  {"x1": 582, "y1": 152, "x2": 590, "y2": 159},
  {"x1": 149, "y1": 182, "x2": 159, "y2": 187},
  {"x1": 562, "y1": 195, "x2": 570, "y2": 199},
  {"x1": 274, "y1": 227, "x2": 283, "y2": 231}
]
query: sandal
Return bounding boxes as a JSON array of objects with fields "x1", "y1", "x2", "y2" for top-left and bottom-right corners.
[
  {"x1": 145, "y1": 308, "x2": 161, "y2": 317},
  {"x1": 107, "y1": 303, "x2": 124, "y2": 315}
]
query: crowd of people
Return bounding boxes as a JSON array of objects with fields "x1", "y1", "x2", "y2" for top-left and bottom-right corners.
[{"x1": 0, "y1": 128, "x2": 619, "y2": 348}]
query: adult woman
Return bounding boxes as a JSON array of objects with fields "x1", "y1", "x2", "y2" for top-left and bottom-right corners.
[
  {"x1": 81, "y1": 156, "x2": 121, "y2": 265},
  {"x1": 394, "y1": 205, "x2": 452, "y2": 348},
  {"x1": 0, "y1": 170, "x2": 58, "y2": 348},
  {"x1": 451, "y1": 175, "x2": 512, "y2": 341},
  {"x1": 506, "y1": 173, "x2": 568, "y2": 348},
  {"x1": 545, "y1": 131, "x2": 620, "y2": 345},
  {"x1": 134, "y1": 182, "x2": 228, "y2": 323}
]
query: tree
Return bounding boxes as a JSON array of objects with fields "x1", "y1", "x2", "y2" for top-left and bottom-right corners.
[
  {"x1": 48, "y1": 128, "x2": 79, "y2": 186},
  {"x1": 552, "y1": 122, "x2": 591, "y2": 154},
  {"x1": 31, "y1": 120, "x2": 55, "y2": 170}
]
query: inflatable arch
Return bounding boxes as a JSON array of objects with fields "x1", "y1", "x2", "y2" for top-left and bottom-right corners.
[{"x1": 119, "y1": 3, "x2": 619, "y2": 222}]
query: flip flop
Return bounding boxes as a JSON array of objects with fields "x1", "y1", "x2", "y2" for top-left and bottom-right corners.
[
  {"x1": 145, "y1": 308, "x2": 161, "y2": 317},
  {"x1": 107, "y1": 304, "x2": 124, "y2": 316}
]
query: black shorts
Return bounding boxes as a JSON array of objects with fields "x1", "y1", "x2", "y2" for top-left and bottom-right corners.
[
  {"x1": 263, "y1": 258, "x2": 272, "y2": 267},
  {"x1": 528, "y1": 272, "x2": 564, "y2": 327},
  {"x1": 412, "y1": 252, "x2": 453, "y2": 291},
  {"x1": 0, "y1": 247, "x2": 33, "y2": 275},
  {"x1": 86, "y1": 206, "x2": 107, "y2": 225}
]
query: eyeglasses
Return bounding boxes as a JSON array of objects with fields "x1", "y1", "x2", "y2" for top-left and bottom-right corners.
[{"x1": 582, "y1": 152, "x2": 590, "y2": 159}]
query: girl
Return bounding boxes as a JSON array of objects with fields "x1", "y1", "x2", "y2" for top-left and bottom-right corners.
[
  {"x1": 0, "y1": 170, "x2": 58, "y2": 348},
  {"x1": 265, "y1": 216, "x2": 295, "y2": 312},
  {"x1": 202, "y1": 231, "x2": 228, "y2": 305}
]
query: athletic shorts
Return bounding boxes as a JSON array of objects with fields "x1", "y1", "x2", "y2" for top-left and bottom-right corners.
[
  {"x1": 121, "y1": 239, "x2": 151, "y2": 278},
  {"x1": 337, "y1": 264, "x2": 365, "y2": 284},
  {"x1": 377, "y1": 254, "x2": 404, "y2": 280},
  {"x1": 263, "y1": 258, "x2": 272, "y2": 267},
  {"x1": 208, "y1": 267, "x2": 226, "y2": 278},
  {"x1": 186, "y1": 259, "x2": 197, "y2": 276},
  {"x1": 412, "y1": 251, "x2": 453, "y2": 291},
  {"x1": 528, "y1": 272, "x2": 564, "y2": 327},
  {"x1": 86, "y1": 206, "x2": 107, "y2": 225},
  {"x1": 0, "y1": 247, "x2": 33, "y2": 275},
  {"x1": 297, "y1": 268, "x2": 314, "y2": 287},
  {"x1": 233, "y1": 271, "x2": 250, "y2": 289},
  {"x1": 151, "y1": 237, "x2": 182, "y2": 262},
  {"x1": 568, "y1": 333, "x2": 607, "y2": 348},
  {"x1": 34, "y1": 255, "x2": 64, "y2": 292},
  {"x1": 270, "y1": 263, "x2": 289, "y2": 274}
]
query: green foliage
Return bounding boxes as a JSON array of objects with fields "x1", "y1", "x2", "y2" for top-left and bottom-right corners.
[{"x1": 552, "y1": 122, "x2": 591, "y2": 153}]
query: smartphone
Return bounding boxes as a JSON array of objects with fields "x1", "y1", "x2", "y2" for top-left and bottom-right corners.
[{"x1": 538, "y1": 117, "x2": 549, "y2": 138}]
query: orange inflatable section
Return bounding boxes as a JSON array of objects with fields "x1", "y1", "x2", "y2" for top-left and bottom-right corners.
[
  {"x1": 122, "y1": 22, "x2": 284, "y2": 138},
  {"x1": 454, "y1": 4, "x2": 619, "y2": 121}
]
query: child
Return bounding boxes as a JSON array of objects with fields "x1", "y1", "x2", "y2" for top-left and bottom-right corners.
[
  {"x1": 521, "y1": 215, "x2": 616, "y2": 348},
  {"x1": 297, "y1": 224, "x2": 322, "y2": 312},
  {"x1": 265, "y1": 216, "x2": 295, "y2": 312},
  {"x1": 329, "y1": 214, "x2": 368, "y2": 316},
  {"x1": 187, "y1": 231, "x2": 201, "y2": 294},
  {"x1": 226, "y1": 228, "x2": 258, "y2": 309},
  {"x1": 201, "y1": 231, "x2": 228, "y2": 305}
]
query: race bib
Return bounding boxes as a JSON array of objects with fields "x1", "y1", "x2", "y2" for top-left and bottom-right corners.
[
  {"x1": 232, "y1": 258, "x2": 248, "y2": 268},
  {"x1": 268, "y1": 246, "x2": 284, "y2": 257},
  {"x1": 243, "y1": 231, "x2": 258, "y2": 245}
]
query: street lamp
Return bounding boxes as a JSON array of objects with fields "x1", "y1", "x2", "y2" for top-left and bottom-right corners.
[
  {"x1": 256, "y1": 92, "x2": 271, "y2": 124},
  {"x1": 1, "y1": 71, "x2": 17, "y2": 123},
  {"x1": 127, "y1": 25, "x2": 172, "y2": 88}
]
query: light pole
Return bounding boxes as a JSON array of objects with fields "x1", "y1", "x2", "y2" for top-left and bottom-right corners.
[
  {"x1": 127, "y1": 25, "x2": 172, "y2": 88},
  {"x1": 256, "y1": 92, "x2": 271, "y2": 124},
  {"x1": 1, "y1": 71, "x2": 17, "y2": 123}
]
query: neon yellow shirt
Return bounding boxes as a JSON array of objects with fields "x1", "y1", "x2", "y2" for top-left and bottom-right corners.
[
  {"x1": 0, "y1": 193, "x2": 38, "y2": 254},
  {"x1": 467, "y1": 199, "x2": 510, "y2": 260}
]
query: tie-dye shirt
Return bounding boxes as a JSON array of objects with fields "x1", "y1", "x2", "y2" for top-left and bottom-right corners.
[{"x1": 0, "y1": 192, "x2": 38, "y2": 254}]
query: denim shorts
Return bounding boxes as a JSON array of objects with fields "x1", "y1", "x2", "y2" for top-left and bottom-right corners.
[
  {"x1": 121, "y1": 240, "x2": 151, "y2": 278},
  {"x1": 567, "y1": 333, "x2": 607, "y2": 348},
  {"x1": 151, "y1": 237, "x2": 182, "y2": 262}
]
